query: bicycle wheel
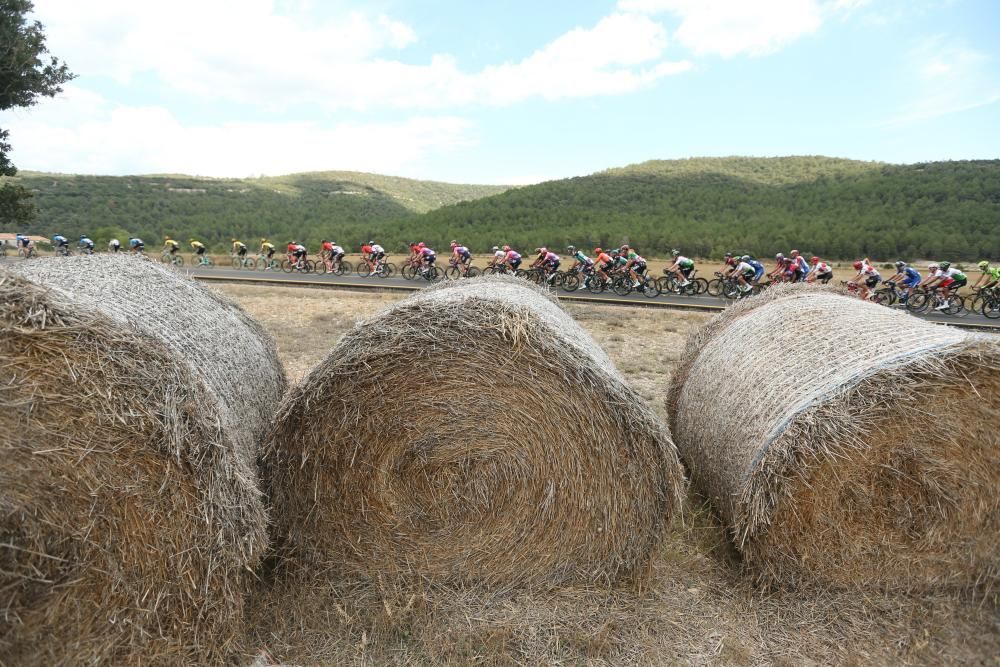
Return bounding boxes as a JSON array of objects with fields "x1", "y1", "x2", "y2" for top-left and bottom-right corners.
[
  {"x1": 281, "y1": 259, "x2": 293, "y2": 273},
  {"x1": 706, "y1": 278, "x2": 723, "y2": 297},
  {"x1": 906, "y1": 291, "x2": 928, "y2": 313},
  {"x1": 693, "y1": 277, "x2": 709, "y2": 294},
  {"x1": 721, "y1": 281, "x2": 740, "y2": 300},
  {"x1": 612, "y1": 278, "x2": 632, "y2": 297},
  {"x1": 466, "y1": 266, "x2": 481, "y2": 278},
  {"x1": 401, "y1": 264, "x2": 417, "y2": 280},
  {"x1": 946, "y1": 295, "x2": 965, "y2": 316},
  {"x1": 314, "y1": 261, "x2": 327, "y2": 275},
  {"x1": 642, "y1": 279, "x2": 660, "y2": 298},
  {"x1": 982, "y1": 297, "x2": 1000, "y2": 319},
  {"x1": 870, "y1": 289, "x2": 892, "y2": 306},
  {"x1": 231, "y1": 257, "x2": 241, "y2": 269},
  {"x1": 444, "y1": 266, "x2": 461, "y2": 280},
  {"x1": 561, "y1": 273, "x2": 581, "y2": 292},
  {"x1": 357, "y1": 263, "x2": 372, "y2": 277},
  {"x1": 384, "y1": 262, "x2": 397, "y2": 277}
]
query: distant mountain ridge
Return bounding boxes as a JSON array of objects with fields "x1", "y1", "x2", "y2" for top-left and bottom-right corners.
[{"x1": 5, "y1": 157, "x2": 998, "y2": 260}]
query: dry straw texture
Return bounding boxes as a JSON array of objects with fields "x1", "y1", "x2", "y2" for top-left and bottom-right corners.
[
  {"x1": 1, "y1": 256, "x2": 286, "y2": 664},
  {"x1": 668, "y1": 283, "x2": 999, "y2": 593},
  {"x1": 265, "y1": 275, "x2": 684, "y2": 587}
]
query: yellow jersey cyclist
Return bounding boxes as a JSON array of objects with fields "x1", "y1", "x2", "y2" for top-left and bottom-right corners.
[
  {"x1": 231, "y1": 238, "x2": 248, "y2": 259},
  {"x1": 260, "y1": 238, "x2": 276, "y2": 260},
  {"x1": 163, "y1": 236, "x2": 180, "y2": 256},
  {"x1": 189, "y1": 239, "x2": 207, "y2": 263}
]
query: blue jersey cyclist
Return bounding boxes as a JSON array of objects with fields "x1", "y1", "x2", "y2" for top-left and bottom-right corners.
[
  {"x1": 52, "y1": 234, "x2": 69, "y2": 254},
  {"x1": 78, "y1": 235, "x2": 95, "y2": 253}
]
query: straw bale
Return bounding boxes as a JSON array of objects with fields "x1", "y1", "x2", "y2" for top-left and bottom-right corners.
[
  {"x1": 1, "y1": 257, "x2": 286, "y2": 663},
  {"x1": 668, "y1": 283, "x2": 1000, "y2": 592},
  {"x1": 265, "y1": 275, "x2": 684, "y2": 586}
]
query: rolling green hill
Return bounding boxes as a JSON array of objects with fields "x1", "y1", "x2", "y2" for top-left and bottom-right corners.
[
  {"x1": 5, "y1": 157, "x2": 998, "y2": 260},
  {"x1": 401, "y1": 157, "x2": 999, "y2": 260},
  {"x1": 4, "y1": 171, "x2": 510, "y2": 251}
]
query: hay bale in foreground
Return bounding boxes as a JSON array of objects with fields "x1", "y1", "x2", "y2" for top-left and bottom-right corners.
[
  {"x1": 1, "y1": 257, "x2": 286, "y2": 664},
  {"x1": 265, "y1": 276, "x2": 684, "y2": 586},
  {"x1": 668, "y1": 283, "x2": 999, "y2": 591}
]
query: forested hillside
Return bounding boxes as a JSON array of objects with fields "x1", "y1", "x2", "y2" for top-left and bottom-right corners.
[
  {"x1": 5, "y1": 171, "x2": 509, "y2": 250},
  {"x1": 405, "y1": 157, "x2": 999, "y2": 260},
  {"x1": 5, "y1": 157, "x2": 997, "y2": 259}
]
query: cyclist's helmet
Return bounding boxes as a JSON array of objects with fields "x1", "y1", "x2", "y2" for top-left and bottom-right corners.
[
  {"x1": 894, "y1": 260, "x2": 906, "y2": 269},
  {"x1": 189, "y1": 238, "x2": 197, "y2": 243},
  {"x1": 811, "y1": 256, "x2": 820, "y2": 264},
  {"x1": 852, "y1": 260, "x2": 863, "y2": 270},
  {"x1": 538, "y1": 247, "x2": 547, "y2": 254},
  {"x1": 418, "y1": 242, "x2": 426, "y2": 248},
  {"x1": 939, "y1": 261, "x2": 951, "y2": 270},
  {"x1": 503, "y1": 245, "x2": 510, "y2": 251},
  {"x1": 978, "y1": 260, "x2": 990, "y2": 270},
  {"x1": 790, "y1": 249, "x2": 800, "y2": 256},
  {"x1": 231, "y1": 238, "x2": 237, "y2": 242},
  {"x1": 79, "y1": 235, "x2": 86, "y2": 241},
  {"x1": 621, "y1": 244, "x2": 630, "y2": 251},
  {"x1": 775, "y1": 253, "x2": 785, "y2": 261},
  {"x1": 741, "y1": 255, "x2": 752, "y2": 262},
  {"x1": 594, "y1": 247, "x2": 603, "y2": 255},
  {"x1": 321, "y1": 239, "x2": 328, "y2": 244},
  {"x1": 567, "y1": 245, "x2": 575, "y2": 253},
  {"x1": 261, "y1": 238, "x2": 268, "y2": 243},
  {"x1": 492, "y1": 246, "x2": 499, "y2": 251},
  {"x1": 671, "y1": 249, "x2": 680, "y2": 257},
  {"x1": 928, "y1": 263, "x2": 939, "y2": 271}
]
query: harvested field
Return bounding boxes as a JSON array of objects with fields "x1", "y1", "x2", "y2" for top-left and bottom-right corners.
[
  {"x1": 264, "y1": 277, "x2": 684, "y2": 587},
  {"x1": 1, "y1": 257, "x2": 285, "y2": 664},
  {"x1": 222, "y1": 282, "x2": 999, "y2": 666},
  {"x1": 669, "y1": 283, "x2": 1000, "y2": 593}
]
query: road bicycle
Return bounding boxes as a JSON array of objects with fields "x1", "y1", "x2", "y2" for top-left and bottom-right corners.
[
  {"x1": 281, "y1": 254, "x2": 315, "y2": 273},
  {"x1": 444, "y1": 258, "x2": 482, "y2": 280},
  {"x1": 231, "y1": 254, "x2": 256, "y2": 269},
  {"x1": 161, "y1": 250, "x2": 185, "y2": 267},
  {"x1": 255, "y1": 253, "x2": 280, "y2": 271},
  {"x1": 905, "y1": 287, "x2": 965, "y2": 316},
  {"x1": 191, "y1": 253, "x2": 214, "y2": 267},
  {"x1": 979, "y1": 286, "x2": 1000, "y2": 319},
  {"x1": 358, "y1": 257, "x2": 396, "y2": 278},
  {"x1": 658, "y1": 269, "x2": 708, "y2": 296},
  {"x1": 612, "y1": 271, "x2": 660, "y2": 298}
]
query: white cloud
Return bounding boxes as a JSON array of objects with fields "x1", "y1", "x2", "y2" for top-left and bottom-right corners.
[
  {"x1": 5, "y1": 86, "x2": 475, "y2": 177},
  {"x1": 617, "y1": 0, "x2": 851, "y2": 57},
  {"x1": 886, "y1": 39, "x2": 1000, "y2": 126},
  {"x1": 29, "y1": 2, "x2": 689, "y2": 111}
]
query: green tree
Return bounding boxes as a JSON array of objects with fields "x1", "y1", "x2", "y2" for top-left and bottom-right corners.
[{"x1": 0, "y1": 0, "x2": 74, "y2": 226}]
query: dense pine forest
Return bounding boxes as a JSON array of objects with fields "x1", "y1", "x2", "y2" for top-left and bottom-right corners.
[{"x1": 4, "y1": 157, "x2": 998, "y2": 259}]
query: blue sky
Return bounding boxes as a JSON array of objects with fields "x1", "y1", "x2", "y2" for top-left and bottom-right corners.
[{"x1": 4, "y1": 0, "x2": 998, "y2": 183}]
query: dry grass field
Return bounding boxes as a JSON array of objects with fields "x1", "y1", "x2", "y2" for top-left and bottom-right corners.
[{"x1": 220, "y1": 283, "x2": 998, "y2": 666}]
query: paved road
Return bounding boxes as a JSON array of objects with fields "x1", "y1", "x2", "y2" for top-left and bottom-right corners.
[{"x1": 181, "y1": 264, "x2": 1000, "y2": 329}]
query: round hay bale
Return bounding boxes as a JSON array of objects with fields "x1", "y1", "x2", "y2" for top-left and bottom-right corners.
[
  {"x1": 265, "y1": 276, "x2": 684, "y2": 586},
  {"x1": 1, "y1": 257, "x2": 286, "y2": 663},
  {"x1": 668, "y1": 283, "x2": 1000, "y2": 592}
]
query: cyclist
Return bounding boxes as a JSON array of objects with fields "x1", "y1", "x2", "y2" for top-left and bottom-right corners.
[
  {"x1": 328, "y1": 241, "x2": 346, "y2": 272},
  {"x1": 742, "y1": 255, "x2": 765, "y2": 286},
  {"x1": 128, "y1": 237, "x2": 145, "y2": 254},
  {"x1": 732, "y1": 256, "x2": 758, "y2": 294},
  {"x1": 594, "y1": 247, "x2": 614, "y2": 284},
  {"x1": 231, "y1": 238, "x2": 248, "y2": 262},
  {"x1": 503, "y1": 245, "x2": 522, "y2": 272},
  {"x1": 360, "y1": 241, "x2": 375, "y2": 271},
  {"x1": 287, "y1": 240, "x2": 307, "y2": 268},
  {"x1": 52, "y1": 234, "x2": 70, "y2": 255},
  {"x1": 806, "y1": 256, "x2": 834, "y2": 284},
  {"x1": 108, "y1": 238, "x2": 121, "y2": 253},
  {"x1": 666, "y1": 249, "x2": 695, "y2": 287},
  {"x1": 78, "y1": 235, "x2": 95, "y2": 255},
  {"x1": 532, "y1": 247, "x2": 560, "y2": 283},
  {"x1": 789, "y1": 250, "x2": 809, "y2": 281},
  {"x1": 488, "y1": 245, "x2": 506, "y2": 269},
  {"x1": 567, "y1": 245, "x2": 594, "y2": 275},
  {"x1": 370, "y1": 241, "x2": 386, "y2": 270},
  {"x1": 190, "y1": 239, "x2": 207, "y2": 263},
  {"x1": 924, "y1": 261, "x2": 967, "y2": 310},
  {"x1": 768, "y1": 253, "x2": 789, "y2": 282},
  {"x1": 849, "y1": 259, "x2": 880, "y2": 301},
  {"x1": 260, "y1": 238, "x2": 276, "y2": 268},
  {"x1": 164, "y1": 236, "x2": 181, "y2": 258},
  {"x1": 624, "y1": 248, "x2": 648, "y2": 288},
  {"x1": 972, "y1": 260, "x2": 1000, "y2": 292},
  {"x1": 883, "y1": 260, "x2": 921, "y2": 302},
  {"x1": 417, "y1": 243, "x2": 437, "y2": 275},
  {"x1": 450, "y1": 241, "x2": 472, "y2": 274}
]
